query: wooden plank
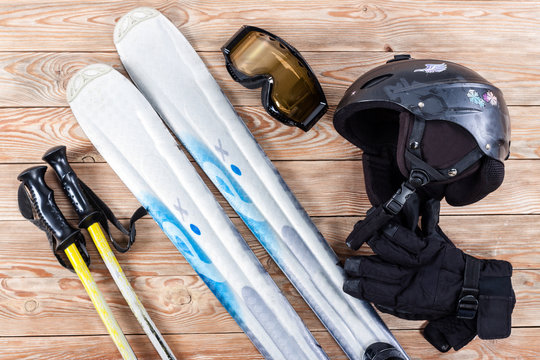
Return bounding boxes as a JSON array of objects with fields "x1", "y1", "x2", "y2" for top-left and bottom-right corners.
[
  {"x1": 397, "y1": 328, "x2": 540, "y2": 360},
  {"x1": 1, "y1": 215, "x2": 538, "y2": 280},
  {"x1": 0, "y1": 270, "x2": 536, "y2": 337},
  {"x1": 0, "y1": 274, "x2": 241, "y2": 336},
  {"x1": 0, "y1": 1, "x2": 537, "y2": 358},
  {"x1": 0, "y1": 1, "x2": 538, "y2": 53},
  {"x1": 0, "y1": 51, "x2": 539, "y2": 107},
  {"x1": 0, "y1": 333, "x2": 271, "y2": 360},
  {"x1": 0, "y1": 328, "x2": 537, "y2": 360},
  {"x1": 0, "y1": 106, "x2": 353, "y2": 163},
  {"x1": 3, "y1": 160, "x2": 540, "y2": 220},
  {"x1": 0, "y1": 105, "x2": 536, "y2": 162},
  {"x1": 332, "y1": 215, "x2": 540, "y2": 270}
]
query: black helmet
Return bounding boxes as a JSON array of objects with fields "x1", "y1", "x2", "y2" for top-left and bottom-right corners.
[{"x1": 334, "y1": 55, "x2": 510, "y2": 209}]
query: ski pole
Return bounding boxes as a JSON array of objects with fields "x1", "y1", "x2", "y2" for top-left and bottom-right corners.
[
  {"x1": 17, "y1": 166, "x2": 137, "y2": 360},
  {"x1": 43, "y1": 146, "x2": 176, "y2": 360}
]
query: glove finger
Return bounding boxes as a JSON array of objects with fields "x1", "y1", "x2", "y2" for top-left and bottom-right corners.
[
  {"x1": 367, "y1": 230, "x2": 421, "y2": 266},
  {"x1": 369, "y1": 224, "x2": 437, "y2": 266},
  {"x1": 344, "y1": 256, "x2": 405, "y2": 284},
  {"x1": 400, "y1": 192, "x2": 421, "y2": 230},
  {"x1": 423, "y1": 316, "x2": 477, "y2": 352},
  {"x1": 423, "y1": 320, "x2": 452, "y2": 353},
  {"x1": 343, "y1": 276, "x2": 403, "y2": 307},
  {"x1": 421, "y1": 199, "x2": 441, "y2": 236}
]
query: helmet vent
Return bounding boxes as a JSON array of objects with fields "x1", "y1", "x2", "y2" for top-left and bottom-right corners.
[{"x1": 360, "y1": 74, "x2": 392, "y2": 89}]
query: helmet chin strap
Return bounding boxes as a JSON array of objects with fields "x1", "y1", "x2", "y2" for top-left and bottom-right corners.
[
  {"x1": 346, "y1": 147, "x2": 483, "y2": 251},
  {"x1": 346, "y1": 168, "x2": 429, "y2": 250},
  {"x1": 346, "y1": 113, "x2": 486, "y2": 251},
  {"x1": 384, "y1": 169, "x2": 429, "y2": 215}
]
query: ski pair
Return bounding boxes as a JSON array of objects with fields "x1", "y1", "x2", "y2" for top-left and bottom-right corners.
[
  {"x1": 19, "y1": 148, "x2": 176, "y2": 360},
  {"x1": 67, "y1": 7, "x2": 409, "y2": 359}
]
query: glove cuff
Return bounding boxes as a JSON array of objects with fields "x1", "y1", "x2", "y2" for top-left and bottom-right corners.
[
  {"x1": 477, "y1": 275, "x2": 515, "y2": 339},
  {"x1": 457, "y1": 255, "x2": 515, "y2": 340}
]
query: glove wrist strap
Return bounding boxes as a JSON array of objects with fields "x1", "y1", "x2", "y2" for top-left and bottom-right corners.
[{"x1": 456, "y1": 255, "x2": 481, "y2": 319}]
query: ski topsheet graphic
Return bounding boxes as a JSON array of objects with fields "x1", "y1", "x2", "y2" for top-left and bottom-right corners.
[
  {"x1": 67, "y1": 64, "x2": 329, "y2": 360},
  {"x1": 114, "y1": 7, "x2": 408, "y2": 360}
]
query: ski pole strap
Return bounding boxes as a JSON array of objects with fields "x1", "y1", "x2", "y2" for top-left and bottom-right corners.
[
  {"x1": 78, "y1": 180, "x2": 147, "y2": 253},
  {"x1": 43, "y1": 146, "x2": 147, "y2": 253},
  {"x1": 456, "y1": 255, "x2": 481, "y2": 319},
  {"x1": 17, "y1": 167, "x2": 90, "y2": 271}
]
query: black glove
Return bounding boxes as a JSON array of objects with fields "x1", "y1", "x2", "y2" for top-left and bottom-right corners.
[{"x1": 343, "y1": 199, "x2": 515, "y2": 350}]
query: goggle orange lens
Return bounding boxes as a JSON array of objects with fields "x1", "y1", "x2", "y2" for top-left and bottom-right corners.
[{"x1": 223, "y1": 26, "x2": 327, "y2": 131}]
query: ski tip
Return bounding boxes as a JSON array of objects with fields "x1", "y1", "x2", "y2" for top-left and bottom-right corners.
[
  {"x1": 66, "y1": 64, "x2": 113, "y2": 103},
  {"x1": 114, "y1": 7, "x2": 160, "y2": 44}
]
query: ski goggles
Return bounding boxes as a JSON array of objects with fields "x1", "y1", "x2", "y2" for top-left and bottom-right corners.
[{"x1": 222, "y1": 26, "x2": 328, "y2": 131}]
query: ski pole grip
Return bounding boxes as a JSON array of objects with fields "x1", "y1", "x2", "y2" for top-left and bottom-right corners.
[
  {"x1": 43, "y1": 146, "x2": 101, "y2": 229},
  {"x1": 17, "y1": 166, "x2": 81, "y2": 251}
]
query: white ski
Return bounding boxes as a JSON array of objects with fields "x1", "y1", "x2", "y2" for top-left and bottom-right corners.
[
  {"x1": 67, "y1": 64, "x2": 329, "y2": 360},
  {"x1": 114, "y1": 7, "x2": 408, "y2": 360}
]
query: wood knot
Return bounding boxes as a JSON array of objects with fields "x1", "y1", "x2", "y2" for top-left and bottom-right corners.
[
  {"x1": 383, "y1": 44, "x2": 393, "y2": 52},
  {"x1": 166, "y1": 286, "x2": 192, "y2": 306},
  {"x1": 24, "y1": 299, "x2": 38, "y2": 313}
]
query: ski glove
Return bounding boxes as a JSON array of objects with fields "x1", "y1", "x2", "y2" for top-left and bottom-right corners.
[{"x1": 343, "y1": 199, "x2": 515, "y2": 349}]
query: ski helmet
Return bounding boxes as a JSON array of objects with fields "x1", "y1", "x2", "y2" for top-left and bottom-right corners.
[{"x1": 334, "y1": 55, "x2": 510, "y2": 208}]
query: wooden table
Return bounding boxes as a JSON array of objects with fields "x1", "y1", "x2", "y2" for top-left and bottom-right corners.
[{"x1": 0, "y1": 1, "x2": 539, "y2": 359}]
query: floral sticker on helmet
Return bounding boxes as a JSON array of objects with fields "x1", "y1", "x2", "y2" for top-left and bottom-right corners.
[
  {"x1": 467, "y1": 89, "x2": 486, "y2": 108},
  {"x1": 482, "y1": 90, "x2": 498, "y2": 106},
  {"x1": 414, "y1": 63, "x2": 447, "y2": 73}
]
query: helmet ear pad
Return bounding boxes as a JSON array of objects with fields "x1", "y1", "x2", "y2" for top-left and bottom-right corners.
[
  {"x1": 353, "y1": 109, "x2": 506, "y2": 208},
  {"x1": 445, "y1": 157, "x2": 505, "y2": 206},
  {"x1": 362, "y1": 147, "x2": 405, "y2": 207},
  {"x1": 395, "y1": 111, "x2": 505, "y2": 206},
  {"x1": 396, "y1": 112, "x2": 480, "y2": 178}
]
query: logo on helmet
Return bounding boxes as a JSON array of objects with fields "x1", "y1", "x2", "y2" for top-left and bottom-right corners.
[
  {"x1": 414, "y1": 63, "x2": 447, "y2": 73},
  {"x1": 467, "y1": 89, "x2": 498, "y2": 108},
  {"x1": 482, "y1": 90, "x2": 498, "y2": 106},
  {"x1": 467, "y1": 89, "x2": 486, "y2": 108}
]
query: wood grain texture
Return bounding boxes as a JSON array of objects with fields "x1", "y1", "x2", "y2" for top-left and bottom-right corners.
[
  {"x1": 0, "y1": 328, "x2": 537, "y2": 360},
  {"x1": 0, "y1": 270, "x2": 536, "y2": 337},
  {"x1": 0, "y1": 51, "x2": 539, "y2": 107},
  {"x1": 0, "y1": 1, "x2": 539, "y2": 53},
  {"x1": 1, "y1": 1, "x2": 538, "y2": 358},
  {"x1": 0, "y1": 105, "x2": 537, "y2": 162},
  {"x1": 0, "y1": 106, "x2": 355, "y2": 163},
  {"x1": 1, "y1": 215, "x2": 538, "y2": 280},
  {"x1": 3, "y1": 160, "x2": 540, "y2": 220}
]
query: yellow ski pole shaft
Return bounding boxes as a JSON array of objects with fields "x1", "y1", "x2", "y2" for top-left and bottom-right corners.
[
  {"x1": 87, "y1": 222, "x2": 176, "y2": 360},
  {"x1": 17, "y1": 166, "x2": 137, "y2": 360},
  {"x1": 44, "y1": 146, "x2": 176, "y2": 360},
  {"x1": 64, "y1": 243, "x2": 137, "y2": 360}
]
